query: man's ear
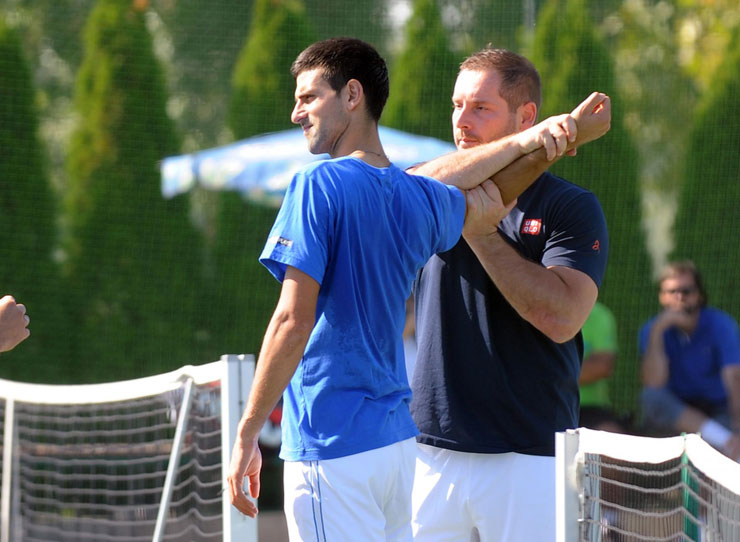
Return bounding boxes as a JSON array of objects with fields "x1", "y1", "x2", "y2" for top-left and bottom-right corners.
[
  {"x1": 517, "y1": 101, "x2": 537, "y2": 130},
  {"x1": 344, "y1": 79, "x2": 364, "y2": 112}
]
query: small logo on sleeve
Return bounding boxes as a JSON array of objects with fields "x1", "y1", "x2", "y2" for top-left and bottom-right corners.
[
  {"x1": 521, "y1": 219, "x2": 542, "y2": 235},
  {"x1": 592, "y1": 239, "x2": 600, "y2": 251},
  {"x1": 268, "y1": 235, "x2": 293, "y2": 248}
]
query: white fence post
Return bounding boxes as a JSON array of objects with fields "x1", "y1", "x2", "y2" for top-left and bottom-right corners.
[
  {"x1": 1, "y1": 399, "x2": 14, "y2": 542},
  {"x1": 220, "y1": 354, "x2": 257, "y2": 542},
  {"x1": 556, "y1": 429, "x2": 581, "y2": 542}
]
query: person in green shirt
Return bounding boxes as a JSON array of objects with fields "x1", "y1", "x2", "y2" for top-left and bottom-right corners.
[{"x1": 579, "y1": 301, "x2": 625, "y2": 432}]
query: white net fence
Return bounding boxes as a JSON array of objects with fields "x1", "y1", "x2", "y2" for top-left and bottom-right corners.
[
  {"x1": 557, "y1": 428, "x2": 740, "y2": 542},
  {"x1": 0, "y1": 355, "x2": 256, "y2": 542}
]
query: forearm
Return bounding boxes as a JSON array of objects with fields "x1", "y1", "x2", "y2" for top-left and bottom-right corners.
[
  {"x1": 465, "y1": 232, "x2": 595, "y2": 342},
  {"x1": 722, "y1": 366, "x2": 740, "y2": 432},
  {"x1": 641, "y1": 327, "x2": 671, "y2": 387},
  {"x1": 237, "y1": 310, "x2": 313, "y2": 442},
  {"x1": 412, "y1": 118, "x2": 579, "y2": 195},
  {"x1": 579, "y1": 352, "x2": 616, "y2": 385},
  {"x1": 410, "y1": 96, "x2": 606, "y2": 191},
  {"x1": 492, "y1": 146, "x2": 559, "y2": 204},
  {"x1": 409, "y1": 133, "x2": 526, "y2": 190}
]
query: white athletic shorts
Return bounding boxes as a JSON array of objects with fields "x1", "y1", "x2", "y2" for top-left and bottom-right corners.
[
  {"x1": 283, "y1": 438, "x2": 416, "y2": 542},
  {"x1": 411, "y1": 443, "x2": 556, "y2": 542}
]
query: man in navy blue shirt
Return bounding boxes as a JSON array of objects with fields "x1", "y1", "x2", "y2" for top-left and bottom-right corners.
[{"x1": 408, "y1": 48, "x2": 610, "y2": 542}]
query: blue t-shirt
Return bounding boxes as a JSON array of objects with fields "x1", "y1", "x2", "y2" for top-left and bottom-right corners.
[
  {"x1": 411, "y1": 171, "x2": 608, "y2": 456},
  {"x1": 638, "y1": 307, "x2": 740, "y2": 405},
  {"x1": 260, "y1": 156, "x2": 465, "y2": 461}
]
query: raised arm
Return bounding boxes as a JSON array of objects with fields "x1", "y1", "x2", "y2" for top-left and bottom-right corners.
[
  {"x1": 409, "y1": 116, "x2": 573, "y2": 189},
  {"x1": 641, "y1": 310, "x2": 694, "y2": 387},
  {"x1": 409, "y1": 131, "x2": 537, "y2": 190},
  {"x1": 411, "y1": 92, "x2": 611, "y2": 198},
  {"x1": 495, "y1": 92, "x2": 611, "y2": 203}
]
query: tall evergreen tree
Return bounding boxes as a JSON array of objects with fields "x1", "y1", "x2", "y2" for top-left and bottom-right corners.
[
  {"x1": 305, "y1": 0, "x2": 390, "y2": 54},
  {"x1": 673, "y1": 27, "x2": 740, "y2": 319},
  {"x1": 228, "y1": 0, "x2": 315, "y2": 140},
  {"x1": 468, "y1": 0, "x2": 525, "y2": 52},
  {"x1": 383, "y1": 0, "x2": 460, "y2": 141},
  {"x1": 530, "y1": 0, "x2": 652, "y2": 415},
  {"x1": 0, "y1": 17, "x2": 68, "y2": 382},
  {"x1": 63, "y1": 0, "x2": 205, "y2": 382},
  {"x1": 214, "y1": 0, "x2": 316, "y2": 358}
]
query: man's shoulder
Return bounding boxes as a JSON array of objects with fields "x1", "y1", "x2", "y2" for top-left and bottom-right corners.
[
  {"x1": 535, "y1": 171, "x2": 597, "y2": 200},
  {"x1": 401, "y1": 170, "x2": 465, "y2": 210},
  {"x1": 702, "y1": 307, "x2": 740, "y2": 329},
  {"x1": 639, "y1": 314, "x2": 660, "y2": 334},
  {"x1": 401, "y1": 168, "x2": 451, "y2": 189},
  {"x1": 293, "y1": 157, "x2": 372, "y2": 196},
  {"x1": 520, "y1": 172, "x2": 605, "y2": 230},
  {"x1": 300, "y1": 156, "x2": 356, "y2": 177}
]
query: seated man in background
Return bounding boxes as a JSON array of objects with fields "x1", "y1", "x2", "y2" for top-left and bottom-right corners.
[
  {"x1": 640, "y1": 260, "x2": 740, "y2": 460},
  {"x1": 579, "y1": 300, "x2": 626, "y2": 432}
]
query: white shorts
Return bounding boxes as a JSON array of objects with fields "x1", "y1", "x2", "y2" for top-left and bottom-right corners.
[
  {"x1": 283, "y1": 438, "x2": 416, "y2": 542},
  {"x1": 411, "y1": 443, "x2": 556, "y2": 542}
]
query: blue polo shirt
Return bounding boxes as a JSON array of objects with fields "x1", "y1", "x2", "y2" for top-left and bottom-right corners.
[
  {"x1": 639, "y1": 307, "x2": 740, "y2": 405},
  {"x1": 260, "y1": 156, "x2": 466, "y2": 461},
  {"x1": 412, "y1": 171, "x2": 608, "y2": 456}
]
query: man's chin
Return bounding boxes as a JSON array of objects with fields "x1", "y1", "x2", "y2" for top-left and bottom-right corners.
[
  {"x1": 457, "y1": 140, "x2": 481, "y2": 150},
  {"x1": 305, "y1": 139, "x2": 324, "y2": 155}
]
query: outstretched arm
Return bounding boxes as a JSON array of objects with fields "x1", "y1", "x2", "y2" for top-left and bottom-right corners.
[
  {"x1": 411, "y1": 92, "x2": 611, "y2": 199},
  {"x1": 409, "y1": 114, "x2": 574, "y2": 189},
  {"x1": 227, "y1": 266, "x2": 318, "y2": 518}
]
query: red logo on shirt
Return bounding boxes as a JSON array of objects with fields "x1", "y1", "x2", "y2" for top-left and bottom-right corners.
[
  {"x1": 521, "y1": 219, "x2": 542, "y2": 235},
  {"x1": 592, "y1": 239, "x2": 600, "y2": 251}
]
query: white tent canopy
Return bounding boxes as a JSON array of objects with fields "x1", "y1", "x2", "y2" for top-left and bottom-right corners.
[{"x1": 161, "y1": 126, "x2": 456, "y2": 207}]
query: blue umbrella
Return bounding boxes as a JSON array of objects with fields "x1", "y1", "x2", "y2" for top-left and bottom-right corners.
[{"x1": 161, "y1": 126, "x2": 456, "y2": 207}]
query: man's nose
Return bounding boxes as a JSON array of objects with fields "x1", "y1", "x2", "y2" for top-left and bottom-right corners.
[
  {"x1": 291, "y1": 102, "x2": 304, "y2": 124},
  {"x1": 453, "y1": 105, "x2": 472, "y2": 130}
]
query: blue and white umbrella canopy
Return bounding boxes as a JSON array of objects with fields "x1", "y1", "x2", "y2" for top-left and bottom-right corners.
[{"x1": 161, "y1": 126, "x2": 456, "y2": 207}]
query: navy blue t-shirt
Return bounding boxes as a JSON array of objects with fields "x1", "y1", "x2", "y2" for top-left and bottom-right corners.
[{"x1": 411, "y1": 171, "x2": 609, "y2": 456}]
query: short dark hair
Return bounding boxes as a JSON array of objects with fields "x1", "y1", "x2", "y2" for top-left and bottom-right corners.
[
  {"x1": 460, "y1": 47, "x2": 542, "y2": 117},
  {"x1": 291, "y1": 37, "x2": 389, "y2": 122},
  {"x1": 659, "y1": 260, "x2": 707, "y2": 306}
]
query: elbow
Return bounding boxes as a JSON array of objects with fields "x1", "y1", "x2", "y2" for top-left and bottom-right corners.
[
  {"x1": 272, "y1": 307, "x2": 315, "y2": 345},
  {"x1": 640, "y1": 366, "x2": 668, "y2": 388},
  {"x1": 545, "y1": 328, "x2": 579, "y2": 344},
  {"x1": 642, "y1": 374, "x2": 667, "y2": 388},
  {"x1": 527, "y1": 311, "x2": 581, "y2": 344}
]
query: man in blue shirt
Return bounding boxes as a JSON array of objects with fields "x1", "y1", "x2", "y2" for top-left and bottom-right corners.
[
  {"x1": 640, "y1": 260, "x2": 740, "y2": 460},
  {"x1": 226, "y1": 39, "x2": 580, "y2": 541}
]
